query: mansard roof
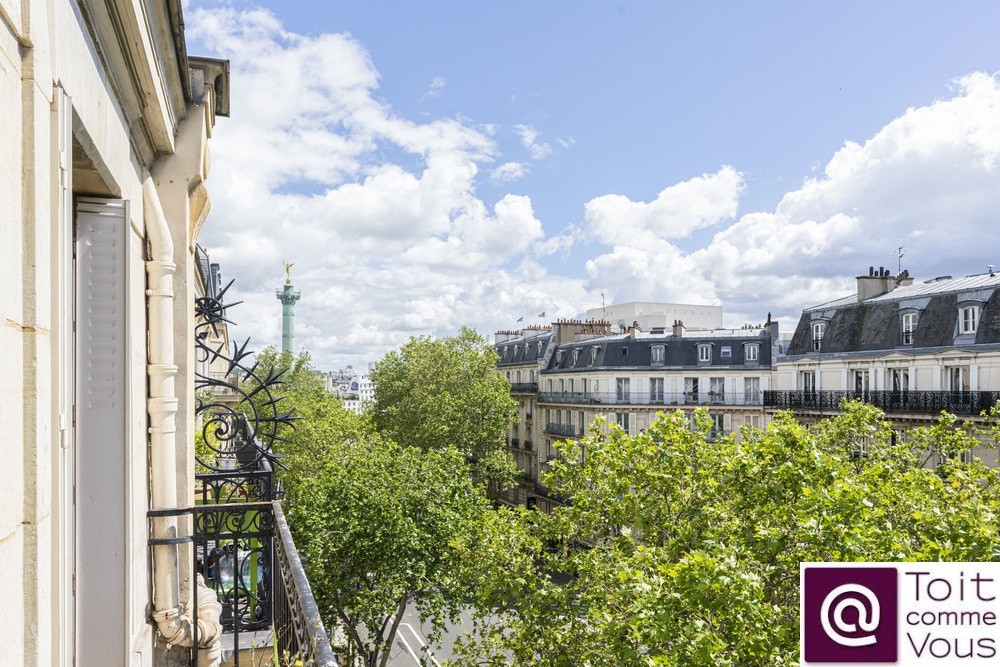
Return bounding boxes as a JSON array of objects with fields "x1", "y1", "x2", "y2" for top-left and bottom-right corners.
[
  {"x1": 495, "y1": 332, "x2": 553, "y2": 367},
  {"x1": 541, "y1": 328, "x2": 774, "y2": 373},
  {"x1": 786, "y1": 271, "x2": 1000, "y2": 356}
]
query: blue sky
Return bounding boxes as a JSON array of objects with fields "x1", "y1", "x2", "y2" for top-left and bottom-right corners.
[{"x1": 185, "y1": 1, "x2": 1000, "y2": 371}]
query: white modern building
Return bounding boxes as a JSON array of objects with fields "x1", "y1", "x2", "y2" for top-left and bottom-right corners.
[{"x1": 585, "y1": 301, "x2": 724, "y2": 332}]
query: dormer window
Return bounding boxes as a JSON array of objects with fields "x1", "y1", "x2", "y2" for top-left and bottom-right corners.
[
  {"x1": 650, "y1": 344, "x2": 665, "y2": 365},
  {"x1": 744, "y1": 342, "x2": 759, "y2": 362},
  {"x1": 901, "y1": 311, "x2": 918, "y2": 345},
  {"x1": 537, "y1": 341, "x2": 543, "y2": 355},
  {"x1": 697, "y1": 343, "x2": 712, "y2": 363},
  {"x1": 555, "y1": 349, "x2": 564, "y2": 364},
  {"x1": 720, "y1": 346, "x2": 732, "y2": 358},
  {"x1": 812, "y1": 321, "x2": 827, "y2": 352},
  {"x1": 959, "y1": 304, "x2": 979, "y2": 335},
  {"x1": 590, "y1": 346, "x2": 599, "y2": 365},
  {"x1": 572, "y1": 348, "x2": 580, "y2": 365}
]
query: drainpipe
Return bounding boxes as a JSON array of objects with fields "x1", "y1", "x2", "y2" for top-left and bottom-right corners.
[{"x1": 144, "y1": 177, "x2": 223, "y2": 662}]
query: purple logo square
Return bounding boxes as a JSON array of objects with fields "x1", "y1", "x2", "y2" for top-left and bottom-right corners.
[{"x1": 803, "y1": 566, "x2": 898, "y2": 663}]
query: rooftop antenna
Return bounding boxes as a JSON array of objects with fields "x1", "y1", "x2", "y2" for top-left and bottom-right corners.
[{"x1": 895, "y1": 246, "x2": 905, "y2": 276}]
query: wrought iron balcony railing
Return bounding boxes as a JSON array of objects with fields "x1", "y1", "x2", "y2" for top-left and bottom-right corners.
[
  {"x1": 545, "y1": 422, "x2": 582, "y2": 437},
  {"x1": 273, "y1": 502, "x2": 338, "y2": 666},
  {"x1": 763, "y1": 389, "x2": 1000, "y2": 416},
  {"x1": 537, "y1": 390, "x2": 763, "y2": 407},
  {"x1": 510, "y1": 382, "x2": 539, "y2": 393}
]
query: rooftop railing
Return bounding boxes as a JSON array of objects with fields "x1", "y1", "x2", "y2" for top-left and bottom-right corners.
[
  {"x1": 763, "y1": 389, "x2": 1000, "y2": 416},
  {"x1": 538, "y1": 390, "x2": 763, "y2": 407}
]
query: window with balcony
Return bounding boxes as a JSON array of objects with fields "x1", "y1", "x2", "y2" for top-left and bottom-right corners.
[
  {"x1": 743, "y1": 377, "x2": 760, "y2": 404},
  {"x1": 615, "y1": 377, "x2": 630, "y2": 403},
  {"x1": 901, "y1": 311, "x2": 918, "y2": 345},
  {"x1": 801, "y1": 370, "x2": 816, "y2": 394},
  {"x1": 853, "y1": 370, "x2": 870, "y2": 393},
  {"x1": 959, "y1": 305, "x2": 979, "y2": 335},
  {"x1": 709, "y1": 377, "x2": 725, "y2": 403},
  {"x1": 744, "y1": 343, "x2": 759, "y2": 362},
  {"x1": 649, "y1": 377, "x2": 664, "y2": 403},
  {"x1": 684, "y1": 377, "x2": 699, "y2": 403},
  {"x1": 891, "y1": 368, "x2": 909, "y2": 392},
  {"x1": 812, "y1": 321, "x2": 826, "y2": 352}
]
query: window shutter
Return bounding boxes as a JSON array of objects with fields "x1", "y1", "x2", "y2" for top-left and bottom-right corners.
[{"x1": 75, "y1": 197, "x2": 129, "y2": 665}]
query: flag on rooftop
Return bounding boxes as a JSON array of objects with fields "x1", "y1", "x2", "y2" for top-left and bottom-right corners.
[{"x1": 538, "y1": 311, "x2": 545, "y2": 318}]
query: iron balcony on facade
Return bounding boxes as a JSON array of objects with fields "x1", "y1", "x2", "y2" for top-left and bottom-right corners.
[
  {"x1": 510, "y1": 382, "x2": 539, "y2": 393},
  {"x1": 546, "y1": 422, "x2": 582, "y2": 437},
  {"x1": 763, "y1": 389, "x2": 1000, "y2": 417},
  {"x1": 538, "y1": 391, "x2": 763, "y2": 408}
]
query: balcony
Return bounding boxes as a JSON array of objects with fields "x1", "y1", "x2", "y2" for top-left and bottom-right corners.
[
  {"x1": 545, "y1": 422, "x2": 582, "y2": 437},
  {"x1": 151, "y1": 461, "x2": 338, "y2": 666},
  {"x1": 763, "y1": 389, "x2": 1000, "y2": 417},
  {"x1": 538, "y1": 391, "x2": 764, "y2": 407},
  {"x1": 510, "y1": 382, "x2": 539, "y2": 393}
]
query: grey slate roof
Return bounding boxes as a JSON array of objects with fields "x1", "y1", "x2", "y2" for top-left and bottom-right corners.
[
  {"x1": 541, "y1": 330, "x2": 773, "y2": 373},
  {"x1": 495, "y1": 334, "x2": 552, "y2": 366},
  {"x1": 785, "y1": 271, "x2": 1000, "y2": 356}
]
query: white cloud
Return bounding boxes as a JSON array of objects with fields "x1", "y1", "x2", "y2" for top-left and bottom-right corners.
[
  {"x1": 490, "y1": 161, "x2": 528, "y2": 183},
  {"x1": 584, "y1": 166, "x2": 744, "y2": 245},
  {"x1": 421, "y1": 76, "x2": 446, "y2": 101},
  {"x1": 515, "y1": 124, "x2": 553, "y2": 160}
]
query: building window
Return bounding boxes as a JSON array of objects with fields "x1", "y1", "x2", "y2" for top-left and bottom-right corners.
[
  {"x1": 537, "y1": 341, "x2": 543, "y2": 355},
  {"x1": 650, "y1": 344, "x2": 665, "y2": 365},
  {"x1": 516, "y1": 370, "x2": 522, "y2": 383},
  {"x1": 720, "y1": 346, "x2": 732, "y2": 358},
  {"x1": 960, "y1": 305, "x2": 979, "y2": 335},
  {"x1": 745, "y1": 343, "x2": 759, "y2": 362},
  {"x1": 697, "y1": 344, "x2": 712, "y2": 363},
  {"x1": 812, "y1": 321, "x2": 826, "y2": 352},
  {"x1": 590, "y1": 346, "x2": 599, "y2": 365},
  {"x1": 621, "y1": 346, "x2": 629, "y2": 357},
  {"x1": 948, "y1": 366, "x2": 970, "y2": 393},
  {"x1": 649, "y1": 377, "x2": 664, "y2": 403},
  {"x1": 709, "y1": 377, "x2": 725, "y2": 403},
  {"x1": 572, "y1": 348, "x2": 580, "y2": 365},
  {"x1": 891, "y1": 368, "x2": 909, "y2": 393},
  {"x1": 615, "y1": 412, "x2": 630, "y2": 433},
  {"x1": 555, "y1": 349, "x2": 564, "y2": 364},
  {"x1": 901, "y1": 312, "x2": 917, "y2": 345},
  {"x1": 801, "y1": 370, "x2": 816, "y2": 394},
  {"x1": 684, "y1": 377, "x2": 699, "y2": 404},
  {"x1": 615, "y1": 377, "x2": 630, "y2": 404},
  {"x1": 853, "y1": 370, "x2": 870, "y2": 393},
  {"x1": 743, "y1": 377, "x2": 760, "y2": 404}
]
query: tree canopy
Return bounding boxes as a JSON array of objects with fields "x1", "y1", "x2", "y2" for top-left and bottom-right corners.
[
  {"x1": 456, "y1": 403, "x2": 1000, "y2": 667},
  {"x1": 246, "y1": 348, "x2": 503, "y2": 667},
  {"x1": 370, "y1": 326, "x2": 519, "y2": 487}
]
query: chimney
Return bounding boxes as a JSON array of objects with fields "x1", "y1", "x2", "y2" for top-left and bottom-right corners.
[
  {"x1": 672, "y1": 319, "x2": 685, "y2": 337},
  {"x1": 856, "y1": 265, "x2": 897, "y2": 301}
]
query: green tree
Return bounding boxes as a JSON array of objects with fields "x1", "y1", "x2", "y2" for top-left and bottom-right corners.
[
  {"x1": 242, "y1": 347, "x2": 506, "y2": 667},
  {"x1": 370, "y1": 327, "x2": 519, "y2": 487},
  {"x1": 456, "y1": 402, "x2": 1000, "y2": 667}
]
